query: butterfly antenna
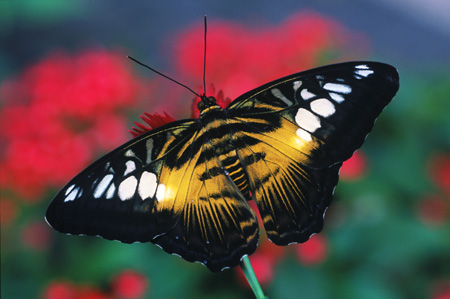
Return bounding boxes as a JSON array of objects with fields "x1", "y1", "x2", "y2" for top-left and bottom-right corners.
[
  {"x1": 203, "y1": 15, "x2": 207, "y2": 96},
  {"x1": 127, "y1": 56, "x2": 200, "y2": 98}
]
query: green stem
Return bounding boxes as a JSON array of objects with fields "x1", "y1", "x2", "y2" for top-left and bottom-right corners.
[{"x1": 239, "y1": 255, "x2": 269, "y2": 299}]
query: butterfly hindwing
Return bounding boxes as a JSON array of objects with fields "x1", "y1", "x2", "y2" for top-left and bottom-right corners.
[
  {"x1": 152, "y1": 138, "x2": 259, "y2": 271},
  {"x1": 226, "y1": 61, "x2": 399, "y2": 245}
]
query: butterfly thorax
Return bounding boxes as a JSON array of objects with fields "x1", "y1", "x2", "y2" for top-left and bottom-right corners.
[{"x1": 197, "y1": 95, "x2": 220, "y2": 114}]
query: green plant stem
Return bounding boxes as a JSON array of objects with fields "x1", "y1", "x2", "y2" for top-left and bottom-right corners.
[{"x1": 240, "y1": 255, "x2": 269, "y2": 299}]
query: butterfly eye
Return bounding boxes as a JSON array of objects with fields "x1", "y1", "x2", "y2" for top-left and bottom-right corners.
[
  {"x1": 197, "y1": 101, "x2": 206, "y2": 110},
  {"x1": 208, "y1": 96, "x2": 217, "y2": 105}
]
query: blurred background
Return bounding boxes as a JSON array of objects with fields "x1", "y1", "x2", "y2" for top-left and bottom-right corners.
[{"x1": 1, "y1": 1, "x2": 449, "y2": 298}]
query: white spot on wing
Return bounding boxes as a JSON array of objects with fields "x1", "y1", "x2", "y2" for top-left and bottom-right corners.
[
  {"x1": 293, "y1": 80, "x2": 302, "y2": 92},
  {"x1": 355, "y1": 69, "x2": 374, "y2": 77},
  {"x1": 155, "y1": 184, "x2": 166, "y2": 202},
  {"x1": 65, "y1": 184, "x2": 75, "y2": 196},
  {"x1": 125, "y1": 149, "x2": 136, "y2": 157},
  {"x1": 64, "y1": 187, "x2": 80, "y2": 202},
  {"x1": 329, "y1": 92, "x2": 345, "y2": 103},
  {"x1": 310, "y1": 98, "x2": 336, "y2": 117},
  {"x1": 94, "y1": 174, "x2": 114, "y2": 198},
  {"x1": 118, "y1": 176, "x2": 138, "y2": 201},
  {"x1": 355, "y1": 64, "x2": 369, "y2": 69},
  {"x1": 138, "y1": 171, "x2": 158, "y2": 200},
  {"x1": 106, "y1": 183, "x2": 116, "y2": 199},
  {"x1": 295, "y1": 108, "x2": 321, "y2": 132},
  {"x1": 296, "y1": 128, "x2": 312, "y2": 141},
  {"x1": 124, "y1": 160, "x2": 136, "y2": 176},
  {"x1": 301, "y1": 89, "x2": 316, "y2": 100},
  {"x1": 271, "y1": 88, "x2": 293, "y2": 106},
  {"x1": 324, "y1": 83, "x2": 352, "y2": 94}
]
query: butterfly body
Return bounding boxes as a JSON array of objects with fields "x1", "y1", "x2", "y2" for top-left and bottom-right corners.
[{"x1": 46, "y1": 61, "x2": 399, "y2": 271}]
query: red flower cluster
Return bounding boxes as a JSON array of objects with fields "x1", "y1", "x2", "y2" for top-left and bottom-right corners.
[
  {"x1": 417, "y1": 194, "x2": 449, "y2": 226},
  {"x1": 21, "y1": 220, "x2": 52, "y2": 251},
  {"x1": 340, "y1": 151, "x2": 368, "y2": 180},
  {"x1": 0, "y1": 50, "x2": 143, "y2": 201},
  {"x1": 236, "y1": 203, "x2": 329, "y2": 287},
  {"x1": 175, "y1": 12, "x2": 358, "y2": 100},
  {"x1": 429, "y1": 154, "x2": 450, "y2": 195},
  {"x1": 112, "y1": 270, "x2": 148, "y2": 299},
  {"x1": 236, "y1": 234, "x2": 329, "y2": 287},
  {"x1": 417, "y1": 154, "x2": 450, "y2": 226},
  {"x1": 42, "y1": 270, "x2": 148, "y2": 299},
  {"x1": 0, "y1": 196, "x2": 16, "y2": 226},
  {"x1": 433, "y1": 280, "x2": 450, "y2": 299}
]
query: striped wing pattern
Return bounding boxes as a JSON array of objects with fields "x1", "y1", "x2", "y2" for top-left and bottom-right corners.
[{"x1": 46, "y1": 61, "x2": 399, "y2": 271}]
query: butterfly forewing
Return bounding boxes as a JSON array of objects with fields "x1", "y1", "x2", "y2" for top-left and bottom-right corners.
[
  {"x1": 226, "y1": 61, "x2": 399, "y2": 245},
  {"x1": 46, "y1": 120, "x2": 197, "y2": 242},
  {"x1": 46, "y1": 61, "x2": 399, "y2": 271}
]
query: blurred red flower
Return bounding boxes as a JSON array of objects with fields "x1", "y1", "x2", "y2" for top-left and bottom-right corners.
[
  {"x1": 236, "y1": 253, "x2": 275, "y2": 288},
  {"x1": 112, "y1": 270, "x2": 148, "y2": 299},
  {"x1": 417, "y1": 194, "x2": 449, "y2": 226},
  {"x1": 22, "y1": 221, "x2": 52, "y2": 251},
  {"x1": 42, "y1": 281, "x2": 78, "y2": 299},
  {"x1": 0, "y1": 50, "x2": 143, "y2": 201},
  {"x1": 77, "y1": 287, "x2": 109, "y2": 299},
  {"x1": 0, "y1": 196, "x2": 17, "y2": 226},
  {"x1": 175, "y1": 12, "x2": 359, "y2": 100},
  {"x1": 429, "y1": 154, "x2": 450, "y2": 194},
  {"x1": 295, "y1": 234, "x2": 328, "y2": 265},
  {"x1": 433, "y1": 280, "x2": 450, "y2": 299},
  {"x1": 130, "y1": 112, "x2": 175, "y2": 138},
  {"x1": 340, "y1": 151, "x2": 368, "y2": 181}
]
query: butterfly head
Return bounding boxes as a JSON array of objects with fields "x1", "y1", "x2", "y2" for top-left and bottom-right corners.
[{"x1": 197, "y1": 95, "x2": 220, "y2": 114}]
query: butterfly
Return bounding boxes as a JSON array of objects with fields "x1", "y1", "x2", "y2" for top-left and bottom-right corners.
[{"x1": 46, "y1": 61, "x2": 399, "y2": 272}]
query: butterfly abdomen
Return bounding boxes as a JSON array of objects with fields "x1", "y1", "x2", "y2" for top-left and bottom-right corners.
[{"x1": 221, "y1": 154, "x2": 250, "y2": 197}]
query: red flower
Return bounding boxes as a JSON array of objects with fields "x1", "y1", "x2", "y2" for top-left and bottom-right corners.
[
  {"x1": 236, "y1": 254, "x2": 274, "y2": 288},
  {"x1": 112, "y1": 270, "x2": 148, "y2": 299},
  {"x1": 340, "y1": 151, "x2": 368, "y2": 180},
  {"x1": 0, "y1": 197, "x2": 17, "y2": 226},
  {"x1": 417, "y1": 194, "x2": 449, "y2": 226},
  {"x1": 176, "y1": 12, "x2": 355, "y2": 100},
  {"x1": 42, "y1": 281, "x2": 77, "y2": 299},
  {"x1": 78, "y1": 287, "x2": 109, "y2": 299},
  {"x1": 21, "y1": 221, "x2": 52, "y2": 251},
  {"x1": 433, "y1": 280, "x2": 450, "y2": 299},
  {"x1": 129, "y1": 112, "x2": 176, "y2": 138},
  {"x1": 295, "y1": 234, "x2": 328, "y2": 265},
  {"x1": 0, "y1": 50, "x2": 143, "y2": 201},
  {"x1": 429, "y1": 154, "x2": 450, "y2": 194}
]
